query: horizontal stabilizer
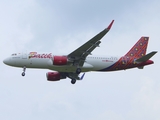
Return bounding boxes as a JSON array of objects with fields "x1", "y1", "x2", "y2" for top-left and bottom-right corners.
[{"x1": 136, "y1": 51, "x2": 157, "y2": 63}]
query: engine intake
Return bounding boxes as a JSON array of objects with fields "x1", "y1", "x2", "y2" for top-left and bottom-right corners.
[
  {"x1": 46, "y1": 72, "x2": 66, "y2": 81},
  {"x1": 53, "y1": 56, "x2": 68, "y2": 65}
]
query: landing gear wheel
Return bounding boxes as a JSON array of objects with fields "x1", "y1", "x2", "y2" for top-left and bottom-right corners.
[
  {"x1": 71, "y1": 79, "x2": 76, "y2": 84},
  {"x1": 76, "y1": 68, "x2": 81, "y2": 74},
  {"x1": 22, "y1": 66, "x2": 26, "y2": 77},
  {"x1": 22, "y1": 72, "x2": 25, "y2": 76}
]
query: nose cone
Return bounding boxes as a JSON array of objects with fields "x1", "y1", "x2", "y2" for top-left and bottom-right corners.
[{"x1": 3, "y1": 58, "x2": 10, "y2": 65}]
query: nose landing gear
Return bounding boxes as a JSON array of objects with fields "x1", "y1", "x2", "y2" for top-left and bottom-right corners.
[{"x1": 22, "y1": 66, "x2": 26, "y2": 76}]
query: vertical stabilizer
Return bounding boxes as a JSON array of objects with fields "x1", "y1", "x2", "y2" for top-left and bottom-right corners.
[{"x1": 125, "y1": 37, "x2": 149, "y2": 58}]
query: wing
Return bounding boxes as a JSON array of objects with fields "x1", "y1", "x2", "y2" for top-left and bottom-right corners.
[{"x1": 68, "y1": 20, "x2": 114, "y2": 66}]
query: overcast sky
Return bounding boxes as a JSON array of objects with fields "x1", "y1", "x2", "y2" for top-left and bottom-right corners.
[{"x1": 0, "y1": 0, "x2": 160, "y2": 120}]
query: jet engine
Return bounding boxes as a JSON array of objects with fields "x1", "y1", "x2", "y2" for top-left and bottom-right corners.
[
  {"x1": 46, "y1": 72, "x2": 66, "y2": 81},
  {"x1": 53, "y1": 56, "x2": 68, "y2": 65}
]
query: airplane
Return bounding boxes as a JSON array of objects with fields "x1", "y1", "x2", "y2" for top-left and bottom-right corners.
[{"x1": 3, "y1": 20, "x2": 157, "y2": 84}]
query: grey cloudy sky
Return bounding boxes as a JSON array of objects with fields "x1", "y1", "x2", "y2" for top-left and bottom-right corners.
[{"x1": 0, "y1": 0, "x2": 160, "y2": 120}]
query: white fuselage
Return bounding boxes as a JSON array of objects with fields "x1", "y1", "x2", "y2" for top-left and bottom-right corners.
[{"x1": 3, "y1": 53, "x2": 119, "y2": 72}]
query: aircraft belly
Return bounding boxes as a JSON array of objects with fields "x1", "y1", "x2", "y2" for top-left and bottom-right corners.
[
  {"x1": 48, "y1": 65, "x2": 93, "y2": 72},
  {"x1": 85, "y1": 59, "x2": 117, "y2": 71},
  {"x1": 94, "y1": 62, "x2": 116, "y2": 70},
  {"x1": 21, "y1": 58, "x2": 50, "y2": 68}
]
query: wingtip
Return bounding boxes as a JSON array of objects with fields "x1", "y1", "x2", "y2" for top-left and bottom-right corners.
[{"x1": 107, "y1": 20, "x2": 114, "y2": 30}]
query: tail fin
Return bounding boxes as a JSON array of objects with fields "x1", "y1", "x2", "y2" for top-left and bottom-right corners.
[{"x1": 125, "y1": 37, "x2": 149, "y2": 58}]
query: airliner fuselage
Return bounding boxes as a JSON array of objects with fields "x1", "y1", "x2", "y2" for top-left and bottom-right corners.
[{"x1": 3, "y1": 52, "x2": 153, "y2": 72}]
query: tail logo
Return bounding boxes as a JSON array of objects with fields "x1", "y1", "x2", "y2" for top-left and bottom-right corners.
[{"x1": 125, "y1": 37, "x2": 149, "y2": 58}]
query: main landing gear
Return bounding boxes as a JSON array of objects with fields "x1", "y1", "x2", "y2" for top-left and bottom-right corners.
[
  {"x1": 71, "y1": 79, "x2": 76, "y2": 84},
  {"x1": 70, "y1": 68, "x2": 82, "y2": 84},
  {"x1": 22, "y1": 66, "x2": 26, "y2": 76},
  {"x1": 76, "y1": 68, "x2": 81, "y2": 74}
]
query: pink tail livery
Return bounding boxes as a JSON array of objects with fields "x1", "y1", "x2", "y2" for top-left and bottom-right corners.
[
  {"x1": 125, "y1": 37, "x2": 149, "y2": 58},
  {"x1": 103, "y1": 37, "x2": 157, "y2": 71}
]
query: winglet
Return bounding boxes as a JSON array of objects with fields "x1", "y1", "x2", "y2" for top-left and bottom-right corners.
[
  {"x1": 80, "y1": 73, "x2": 85, "y2": 80},
  {"x1": 107, "y1": 20, "x2": 114, "y2": 30}
]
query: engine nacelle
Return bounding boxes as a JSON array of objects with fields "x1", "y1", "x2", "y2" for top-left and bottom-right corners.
[
  {"x1": 53, "y1": 56, "x2": 68, "y2": 65},
  {"x1": 46, "y1": 72, "x2": 66, "y2": 81}
]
